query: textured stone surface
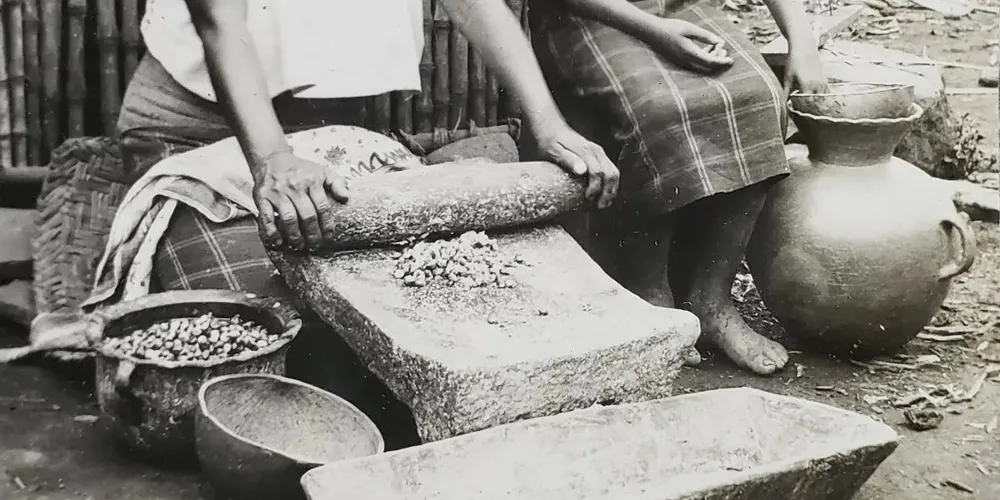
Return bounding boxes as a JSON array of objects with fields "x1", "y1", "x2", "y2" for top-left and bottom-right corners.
[
  {"x1": 302, "y1": 387, "x2": 899, "y2": 500},
  {"x1": 0, "y1": 208, "x2": 36, "y2": 281},
  {"x1": 313, "y1": 161, "x2": 588, "y2": 251},
  {"x1": 425, "y1": 133, "x2": 519, "y2": 165},
  {"x1": 272, "y1": 225, "x2": 700, "y2": 442},
  {"x1": 0, "y1": 280, "x2": 34, "y2": 328},
  {"x1": 820, "y1": 41, "x2": 960, "y2": 178}
]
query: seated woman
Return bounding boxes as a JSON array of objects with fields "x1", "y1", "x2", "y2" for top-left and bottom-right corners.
[
  {"x1": 106, "y1": 0, "x2": 621, "y2": 307},
  {"x1": 529, "y1": 0, "x2": 828, "y2": 375}
]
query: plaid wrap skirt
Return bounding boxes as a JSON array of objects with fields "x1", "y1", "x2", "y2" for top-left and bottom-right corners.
[{"x1": 531, "y1": 0, "x2": 790, "y2": 214}]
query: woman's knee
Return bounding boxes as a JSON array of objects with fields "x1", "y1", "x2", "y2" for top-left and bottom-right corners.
[{"x1": 153, "y1": 206, "x2": 290, "y2": 298}]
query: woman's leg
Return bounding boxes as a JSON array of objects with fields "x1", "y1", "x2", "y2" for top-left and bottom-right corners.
[{"x1": 670, "y1": 183, "x2": 788, "y2": 375}]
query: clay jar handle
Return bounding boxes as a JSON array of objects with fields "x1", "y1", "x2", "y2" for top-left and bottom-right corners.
[
  {"x1": 111, "y1": 358, "x2": 143, "y2": 428},
  {"x1": 114, "y1": 359, "x2": 137, "y2": 394},
  {"x1": 937, "y1": 213, "x2": 978, "y2": 281}
]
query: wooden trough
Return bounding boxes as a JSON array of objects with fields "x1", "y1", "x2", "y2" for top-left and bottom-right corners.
[{"x1": 301, "y1": 387, "x2": 900, "y2": 500}]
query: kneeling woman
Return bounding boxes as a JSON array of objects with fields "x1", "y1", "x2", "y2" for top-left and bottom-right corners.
[
  {"x1": 111, "y1": 0, "x2": 617, "y2": 295},
  {"x1": 529, "y1": 0, "x2": 828, "y2": 375}
]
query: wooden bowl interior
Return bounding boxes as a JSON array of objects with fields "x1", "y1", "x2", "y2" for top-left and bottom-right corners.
[
  {"x1": 202, "y1": 377, "x2": 383, "y2": 464},
  {"x1": 102, "y1": 301, "x2": 287, "y2": 341}
]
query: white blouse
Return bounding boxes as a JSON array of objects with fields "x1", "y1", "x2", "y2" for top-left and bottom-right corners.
[{"x1": 141, "y1": 0, "x2": 425, "y2": 102}]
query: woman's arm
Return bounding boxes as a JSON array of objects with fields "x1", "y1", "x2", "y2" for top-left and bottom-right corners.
[
  {"x1": 437, "y1": 0, "x2": 565, "y2": 136},
  {"x1": 762, "y1": 0, "x2": 817, "y2": 51},
  {"x1": 184, "y1": 0, "x2": 350, "y2": 252},
  {"x1": 561, "y1": 0, "x2": 665, "y2": 41},
  {"x1": 438, "y1": 0, "x2": 620, "y2": 208},
  {"x1": 184, "y1": 0, "x2": 290, "y2": 173},
  {"x1": 559, "y1": 0, "x2": 733, "y2": 73}
]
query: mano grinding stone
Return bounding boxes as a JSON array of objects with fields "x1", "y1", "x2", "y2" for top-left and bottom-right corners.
[
  {"x1": 315, "y1": 161, "x2": 588, "y2": 251},
  {"x1": 271, "y1": 225, "x2": 701, "y2": 442}
]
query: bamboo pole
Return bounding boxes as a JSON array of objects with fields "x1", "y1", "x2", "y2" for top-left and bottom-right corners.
[
  {"x1": 392, "y1": 91, "x2": 413, "y2": 134},
  {"x1": 469, "y1": 50, "x2": 486, "y2": 126},
  {"x1": 5, "y1": 0, "x2": 27, "y2": 166},
  {"x1": 416, "y1": 0, "x2": 435, "y2": 133},
  {"x1": 121, "y1": 0, "x2": 142, "y2": 85},
  {"x1": 66, "y1": 0, "x2": 87, "y2": 137},
  {"x1": 23, "y1": 0, "x2": 40, "y2": 165},
  {"x1": 0, "y1": 0, "x2": 12, "y2": 168},
  {"x1": 372, "y1": 93, "x2": 392, "y2": 132},
  {"x1": 486, "y1": 70, "x2": 499, "y2": 126},
  {"x1": 448, "y1": 27, "x2": 469, "y2": 129},
  {"x1": 40, "y1": 0, "x2": 63, "y2": 157},
  {"x1": 431, "y1": 1, "x2": 450, "y2": 130},
  {"x1": 97, "y1": 0, "x2": 120, "y2": 136}
]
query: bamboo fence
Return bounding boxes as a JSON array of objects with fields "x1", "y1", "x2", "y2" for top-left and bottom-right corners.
[{"x1": 0, "y1": 0, "x2": 529, "y2": 169}]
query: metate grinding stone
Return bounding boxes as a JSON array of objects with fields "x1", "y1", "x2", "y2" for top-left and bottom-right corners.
[{"x1": 271, "y1": 225, "x2": 700, "y2": 442}]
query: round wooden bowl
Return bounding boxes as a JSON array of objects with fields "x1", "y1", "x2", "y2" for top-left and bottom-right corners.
[
  {"x1": 195, "y1": 374, "x2": 384, "y2": 500},
  {"x1": 789, "y1": 82, "x2": 915, "y2": 120},
  {"x1": 91, "y1": 290, "x2": 302, "y2": 462}
]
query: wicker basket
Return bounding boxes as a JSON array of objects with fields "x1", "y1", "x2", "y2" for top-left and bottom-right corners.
[{"x1": 32, "y1": 136, "x2": 130, "y2": 316}]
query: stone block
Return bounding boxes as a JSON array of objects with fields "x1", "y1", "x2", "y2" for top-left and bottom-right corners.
[
  {"x1": 0, "y1": 281, "x2": 35, "y2": 328},
  {"x1": 0, "y1": 208, "x2": 37, "y2": 281},
  {"x1": 425, "y1": 133, "x2": 519, "y2": 165},
  {"x1": 272, "y1": 225, "x2": 700, "y2": 442},
  {"x1": 302, "y1": 387, "x2": 900, "y2": 500}
]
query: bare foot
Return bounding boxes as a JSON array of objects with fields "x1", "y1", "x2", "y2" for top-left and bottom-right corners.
[
  {"x1": 692, "y1": 302, "x2": 788, "y2": 375},
  {"x1": 630, "y1": 282, "x2": 703, "y2": 366}
]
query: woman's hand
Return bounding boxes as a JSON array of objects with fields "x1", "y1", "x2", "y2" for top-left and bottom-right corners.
[
  {"x1": 535, "y1": 124, "x2": 620, "y2": 209},
  {"x1": 784, "y1": 41, "x2": 828, "y2": 96},
  {"x1": 644, "y1": 19, "x2": 734, "y2": 75},
  {"x1": 253, "y1": 151, "x2": 350, "y2": 251}
]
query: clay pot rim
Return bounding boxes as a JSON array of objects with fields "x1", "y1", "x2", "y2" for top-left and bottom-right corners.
[
  {"x1": 197, "y1": 373, "x2": 386, "y2": 466},
  {"x1": 789, "y1": 82, "x2": 914, "y2": 97},
  {"x1": 92, "y1": 329, "x2": 299, "y2": 369},
  {"x1": 91, "y1": 292, "x2": 303, "y2": 370},
  {"x1": 787, "y1": 102, "x2": 924, "y2": 125}
]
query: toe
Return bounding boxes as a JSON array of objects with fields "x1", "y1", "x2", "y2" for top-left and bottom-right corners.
[
  {"x1": 749, "y1": 355, "x2": 778, "y2": 375},
  {"x1": 767, "y1": 341, "x2": 790, "y2": 369},
  {"x1": 682, "y1": 347, "x2": 702, "y2": 366}
]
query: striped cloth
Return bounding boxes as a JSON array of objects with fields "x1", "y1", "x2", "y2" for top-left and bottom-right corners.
[{"x1": 530, "y1": 0, "x2": 789, "y2": 215}]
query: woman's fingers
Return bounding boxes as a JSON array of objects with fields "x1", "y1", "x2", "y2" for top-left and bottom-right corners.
[
  {"x1": 288, "y1": 188, "x2": 323, "y2": 250},
  {"x1": 579, "y1": 144, "x2": 619, "y2": 209},
  {"x1": 256, "y1": 197, "x2": 282, "y2": 248},
  {"x1": 681, "y1": 24, "x2": 723, "y2": 46},
  {"x1": 550, "y1": 141, "x2": 588, "y2": 176},
  {"x1": 324, "y1": 172, "x2": 350, "y2": 203},
  {"x1": 308, "y1": 183, "x2": 339, "y2": 242},
  {"x1": 677, "y1": 38, "x2": 733, "y2": 74},
  {"x1": 271, "y1": 197, "x2": 305, "y2": 251}
]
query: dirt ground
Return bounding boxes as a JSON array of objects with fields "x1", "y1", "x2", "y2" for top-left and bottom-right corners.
[{"x1": 1, "y1": 5, "x2": 998, "y2": 500}]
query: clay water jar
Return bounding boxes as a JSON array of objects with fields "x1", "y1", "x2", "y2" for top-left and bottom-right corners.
[
  {"x1": 789, "y1": 82, "x2": 915, "y2": 120},
  {"x1": 747, "y1": 101, "x2": 977, "y2": 358},
  {"x1": 196, "y1": 374, "x2": 384, "y2": 500},
  {"x1": 92, "y1": 290, "x2": 301, "y2": 461}
]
